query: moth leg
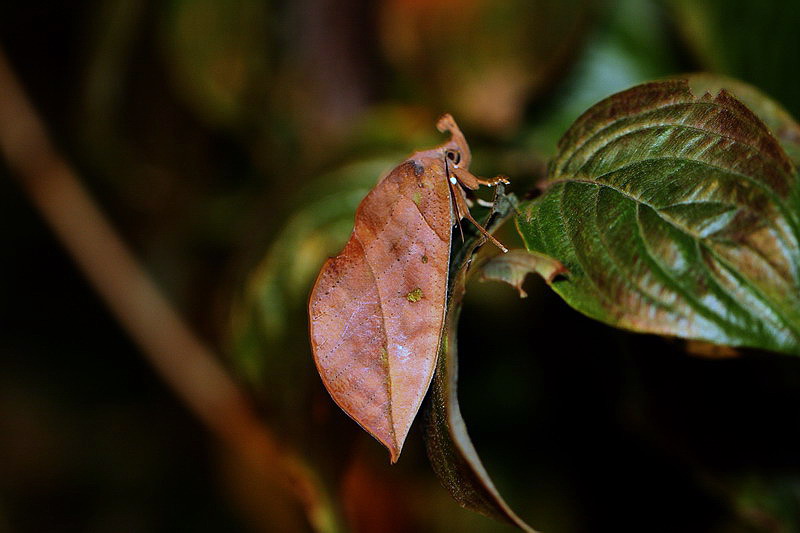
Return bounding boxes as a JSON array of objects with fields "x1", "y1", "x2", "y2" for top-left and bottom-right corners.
[{"x1": 450, "y1": 180, "x2": 508, "y2": 253}]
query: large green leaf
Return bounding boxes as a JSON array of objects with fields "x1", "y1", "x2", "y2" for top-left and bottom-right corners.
[{"x1": 516, "y1": 79, "x2": 800, "y2": 354}]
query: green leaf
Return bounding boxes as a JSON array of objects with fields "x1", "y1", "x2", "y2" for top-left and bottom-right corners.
[
  {"x1": 516, "y1": 79, "x2": 800, "y2": 354},
  {"x1": 424, "y1": 186, "x2": 538, "y2": 532},
  {"x1": 478, "y1": 249, "x2": 567, "y2": 298},
  {"x1": 230, "y1": 157, "x2": 405, "y2": 533}
]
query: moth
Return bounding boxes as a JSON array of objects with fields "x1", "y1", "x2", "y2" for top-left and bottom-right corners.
[{"x1": 309, "y1": 114, "x2": 507, "y2": 462}]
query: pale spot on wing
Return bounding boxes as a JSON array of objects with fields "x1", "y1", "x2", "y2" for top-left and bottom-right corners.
[{"x1": 392, "y1": 343, "x2": 412, "y2": 361}]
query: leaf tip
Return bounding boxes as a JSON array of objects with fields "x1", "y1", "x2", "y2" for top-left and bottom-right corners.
[
  {"x1": 381, "y1": 430, "x2": 403, "y2": 463},
  {"x1": 388, "y1": 448, "x2": 401, "y2": 464}
]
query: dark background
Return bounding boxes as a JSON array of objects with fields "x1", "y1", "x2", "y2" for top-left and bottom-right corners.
[{"x1": 2, "y1": 1, "x2": 800, "y2": 532}]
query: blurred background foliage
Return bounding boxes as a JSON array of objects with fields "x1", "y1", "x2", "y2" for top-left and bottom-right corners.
[{"x1": 2, "y1": 0, "x2": 800, "y2": 531}]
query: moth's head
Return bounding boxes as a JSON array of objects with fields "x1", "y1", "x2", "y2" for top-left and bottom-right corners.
[{"x1": 436, "y1": 113, "x2": 472, "y2": 169}]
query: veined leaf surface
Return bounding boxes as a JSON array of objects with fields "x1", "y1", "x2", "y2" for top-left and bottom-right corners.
[{"x1": 516, "y1": 79, "x2": 800, "y2": 354}]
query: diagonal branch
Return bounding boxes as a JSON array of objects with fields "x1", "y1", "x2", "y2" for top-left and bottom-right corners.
[{"x1": 0, "y1": 48, "x2": 336, "y2": 533}]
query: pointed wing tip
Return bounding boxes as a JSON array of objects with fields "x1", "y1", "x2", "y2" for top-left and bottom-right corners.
[
  {"x1": 355, "y1": 422, "x2": 404, "y2": 464},
  {"x1": 382, "y1": 439, "x2": 402, "y2": 464}
]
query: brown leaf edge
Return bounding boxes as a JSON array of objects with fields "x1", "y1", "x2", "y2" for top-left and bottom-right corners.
[
  {"x1": 422, "y1": 185, "x2": 540, "y2": 533},
  {"x1": 478, "y1": 249, "x2": 567, "y2": 298},
  {"x1": 682, "y1": 73, "x2": 800, "y2": 167}
]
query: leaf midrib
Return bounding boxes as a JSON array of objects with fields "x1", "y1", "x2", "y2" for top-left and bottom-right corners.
[{"x1": 549, "y1": 154, "x2": 800, "y2": 250}]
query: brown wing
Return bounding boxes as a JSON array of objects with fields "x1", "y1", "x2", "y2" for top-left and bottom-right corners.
[{"x1": 309, "y1": 159, "x2": 451, "y2": 462}]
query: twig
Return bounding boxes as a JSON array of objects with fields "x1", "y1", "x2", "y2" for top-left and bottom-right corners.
[{"x1": 0, "y1": 48, "x2": 337, "y2": 533}]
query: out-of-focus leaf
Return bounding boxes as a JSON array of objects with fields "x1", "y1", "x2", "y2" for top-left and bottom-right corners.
[
  {"x1": 669, "y1": 0, "x2": 800, "y2": 119},
  {"x1": 341, "y1": 106, "x2": 443, "y2": 160},
  {"x1": 379, "y1": 0, "x2": 594, "y2": 134},
  {"x1": 424, "y1": 185, "x2": 538, "y2": 532},
  {"x1": 718, "y1": 474, "x2": 800, "y2": 532},
  {"x1": 516, "y1": 80, "x2": 800, "y2": 354},
  {"x1": 478, "y1": 249, "x2": 567, "y2": 298},
  {"x1": 81, "y1": 0, "x2": 145, "y2": 150},
  {"x1": 522, "y1": 0, "x2": 679, "y2": 160},
  {"x1": 159, "y1": 0, "x2": 271, "y2": 130},
  {"x1": 231, "y1": 157, "x2": 401, "y2": 409},
  {"x1": 230, "y1": 157, "x2": 406, "y2": 533}
]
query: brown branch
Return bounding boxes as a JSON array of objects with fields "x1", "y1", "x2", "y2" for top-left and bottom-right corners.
[{"x1": 0, "y1": 48, "x2": 336, "y2": 533}]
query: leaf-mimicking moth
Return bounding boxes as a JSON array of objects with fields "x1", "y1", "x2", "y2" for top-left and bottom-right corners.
[{"x1": 309, "y1": 114, "x2": 508, "y2": 462}]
